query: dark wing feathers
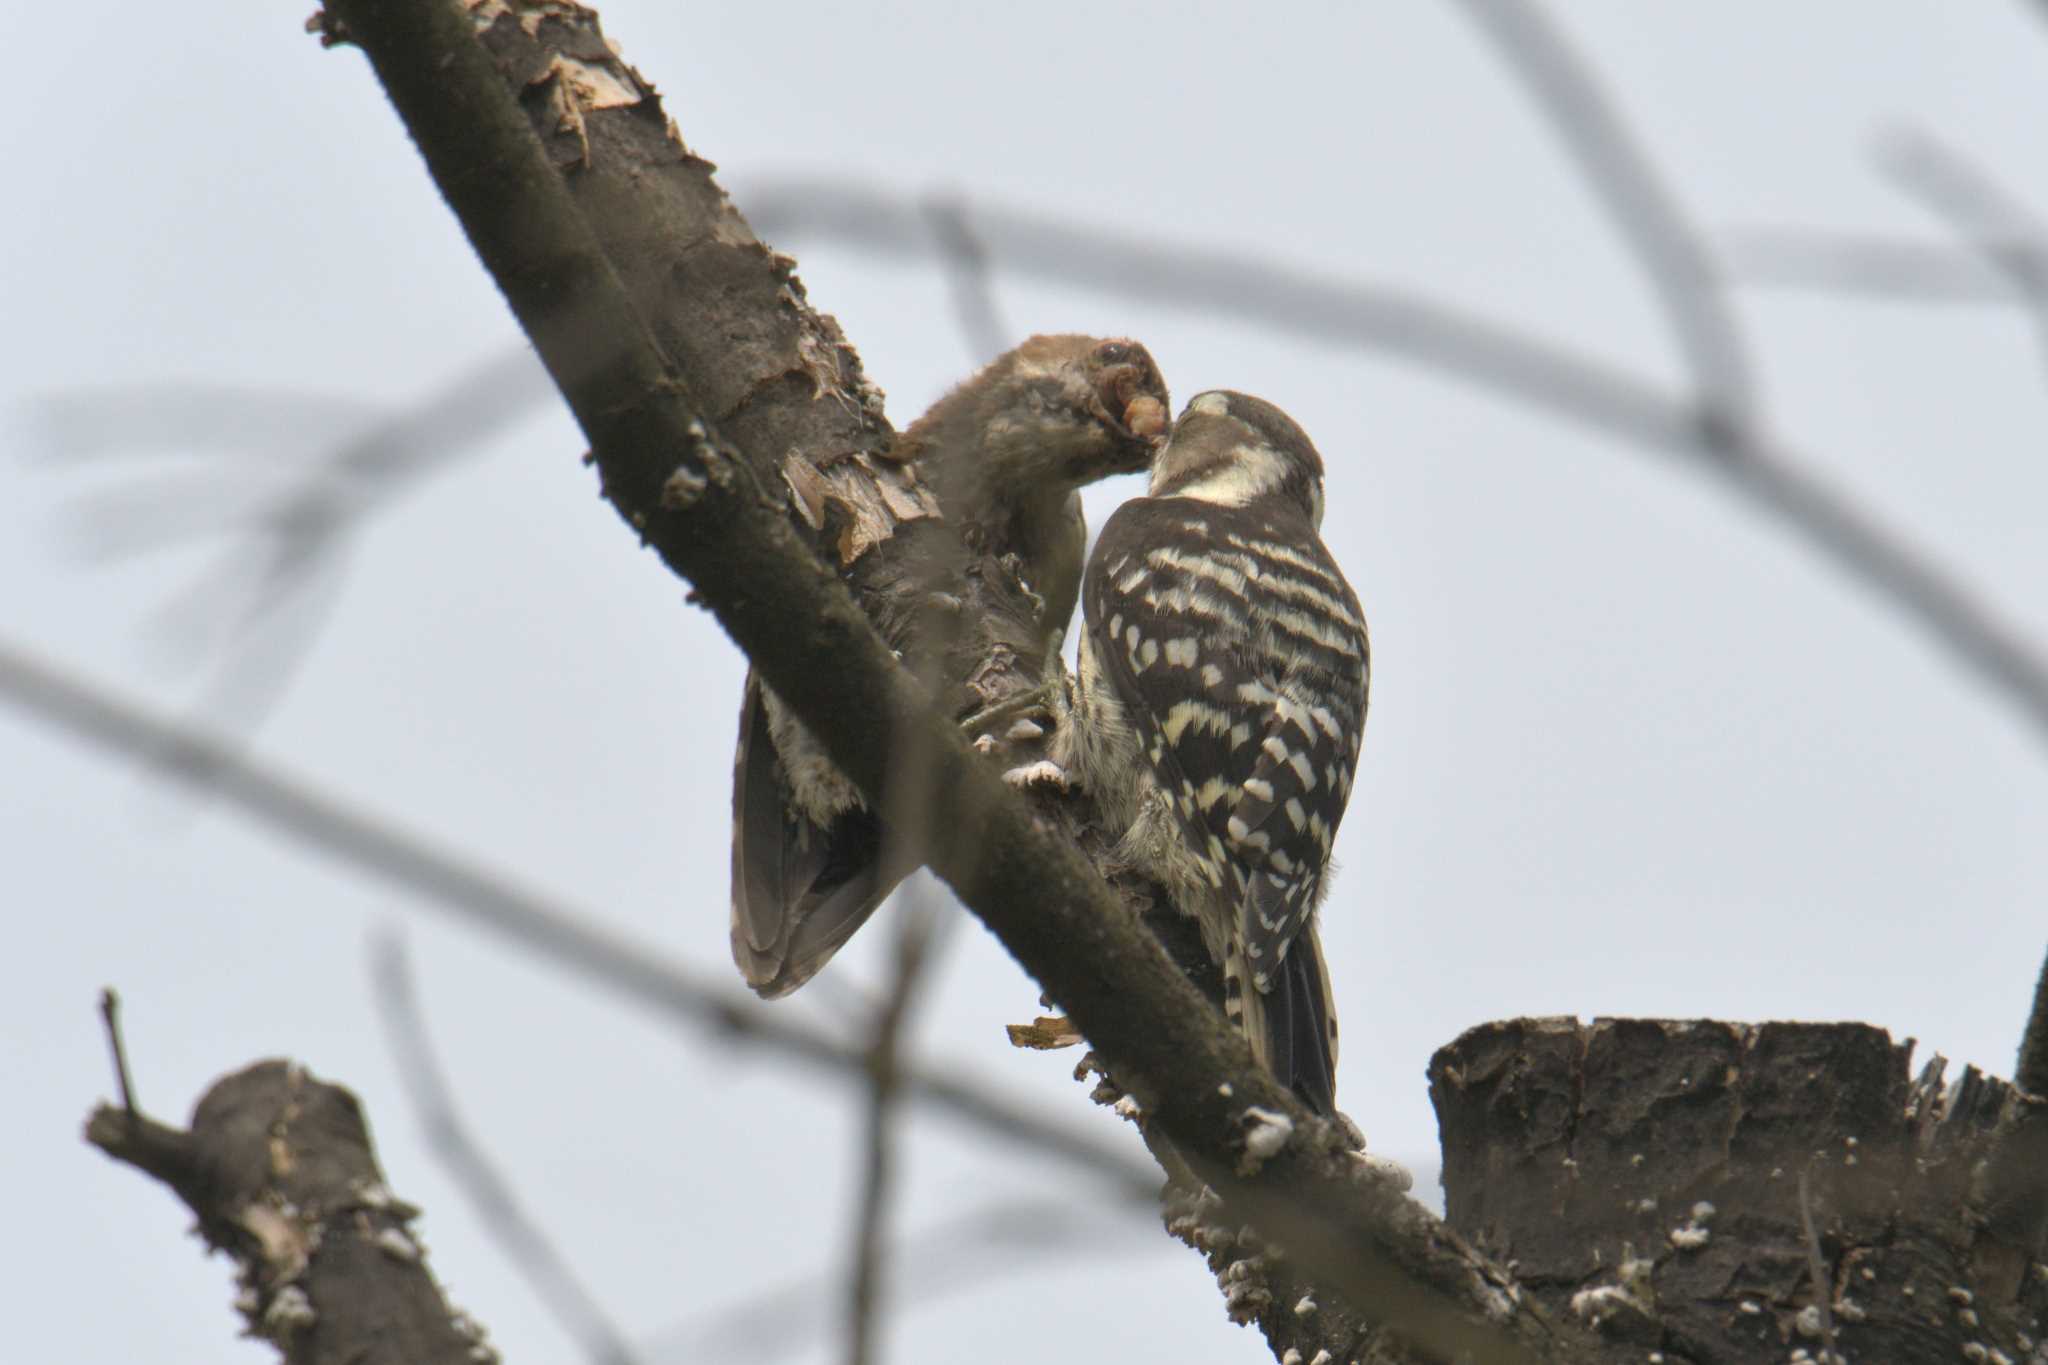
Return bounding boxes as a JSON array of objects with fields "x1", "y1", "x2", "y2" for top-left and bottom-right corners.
[
  {"x1": 1084, "y1": 496, "x2": 1367, "y2": 1101},
  {"x1": 730, "y1": 675, "x2": 907, "y2": 998}
]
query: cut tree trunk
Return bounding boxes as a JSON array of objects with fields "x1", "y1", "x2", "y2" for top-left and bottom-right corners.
[{"x1": 1430, "y1": 1017, "x2": 2048, "y2": 1364}]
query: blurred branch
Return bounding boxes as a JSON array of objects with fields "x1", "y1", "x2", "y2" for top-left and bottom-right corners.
[
  {"x1": 745, "y1": 176, "x2": 1689, "y2": 447},
  {"x1": 1723, "y1": 230, "x2": 2017, "y2": 303},
  {"x1": 1883, "y1": 127, "x2": 2048, "y2": 267},
  {"x1": 844, "y1": 887, "x2": 946, "y2": 1365},
  {"x1": 33, "y1": 348, "x2": 551, "y2": 742},
  {"x1": 59, "y1": 178, "x2": 2048, "y2": 772},
  {"x1": 1452, "y1": 0, "x2": 1755, "y2": 432},
  {"x1": 841, "y1": 611, "x2": 964, "y2": 1365},
  {"x1": 31, "y1": 384, "x2": 377, "y2": 460},
  {"x1": 748, "y1": 175, "x2": 2048, "y2": 749},
  {"x1": 1723, "y1": 131, "x2": 2048, "y2": 351},
  {"x1": 370, "y1": 933, "x2": 640, "y2": 1365},
  {"x1": 1439, "y1": 3, "x2": 2048, "y2": 806},
  {"x1": 0, "y1": 637, "x2": 1152, "y2": 1197},
  {"x1": 647, "y1": 1198, "x2": 1151, "y2": 1363},
  {"x1": 1879, "y1": 125, "x2": 2048, "y2": 373},
  {"x1": 921, "y1": 194, "x2": 1012, "y2": 365}
]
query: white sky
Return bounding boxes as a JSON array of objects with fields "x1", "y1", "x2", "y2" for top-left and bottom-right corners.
[{"x1": 7, "y1": 4, "x2": 2048, "y2": 1362}]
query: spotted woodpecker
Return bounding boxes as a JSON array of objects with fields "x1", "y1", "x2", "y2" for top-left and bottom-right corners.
[
  {"x1": 730, "y1": 336, "x2": 1170, "y2": 998},
  {"x1": 1059, "y1": 391, "x2": 1369, "y2": 1114}
]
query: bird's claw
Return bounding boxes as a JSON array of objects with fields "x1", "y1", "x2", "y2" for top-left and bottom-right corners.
[
  {"x1": 958, "y1": 678, "x2": 1059, "y2": 738},
  {"x1": 1001, "y1": 759, "x2": 1069, "y2": 790}
]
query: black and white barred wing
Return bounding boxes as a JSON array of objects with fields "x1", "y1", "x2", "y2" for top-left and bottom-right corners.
[
  {"x1": 1083, "y1": 498, "x2": 1370, "y2": 978},
  {"x1": 1205, "y1": 526, "x2": 1369, "y2": 983}
]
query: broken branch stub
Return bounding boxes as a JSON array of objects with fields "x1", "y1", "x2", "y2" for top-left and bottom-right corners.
[{"x1": 86, "y1": 1059, "x2": 491, "y2": 1365}]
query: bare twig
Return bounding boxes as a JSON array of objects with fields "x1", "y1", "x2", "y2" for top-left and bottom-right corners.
[
  {"x1": 36, "y1": 348, "x2": 550, "y2": 744},
  {"x1": 31, "y1": 384, "x2": 376, "y2": 462},
  {"x1": 98, "y1": 987, "x2": 137, "y2": 1114},
  {"x1": 371, "y1": 933, "x2": 640, "y2": 1365},
  {"x1": 1451, "y1": 0, "x2": 1755, "y2": 432},
  {"x1": 1723, "y1": 230, "x2": 2018, "y2": 303},
  {"x1": 60, "y1": 174, "x2": 2048, "y2": 766},
  {"x1": 844, "y1": 886, "x2": 947, "y2": 1365},
  {"x1": 0, "y1": 637, "x2": 1154, "y2": 1197},
  {"x1": 842, "y1": 585, "x2": 967, "y2": 1365},
  {"x1": 921, "y1": 194, "x2": 1012, "y2": 365},
  {"x1": 1880, "y1": 126, "x2": 2048, "y2": 373},
  {"x1": 745, "y1": 177, "x2": 1690, "y2": 448},
  {"x1": 746, "y1": 178, "x2": 2048, "y2": 751},
  {"x1": 1881, "y1": 128, "x2": 2048, "y2": 282},
  {"x1": 647, "y1": 1198, "x2": 1149, "y2": 1363}
]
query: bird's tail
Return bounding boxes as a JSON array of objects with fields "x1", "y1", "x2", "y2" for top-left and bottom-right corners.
[
  {"x1": 730, "y1": 675, "x2": 911, "y2": 998},
  {"x1": 1226, "y1": 923, "x2": 1338, "y2": 1116}
]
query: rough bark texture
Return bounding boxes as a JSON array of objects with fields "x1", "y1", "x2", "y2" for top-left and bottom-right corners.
[
  {"x1": 458, "y1": 1, "x2": 929, "y2": 569},
  {"x1": 255, "y1": 5, "x2": 2048, "y2": 1365},
  {"x1": 85, "y1": 1061, "x2": 490, "y2": 1365},
  {"x1": 2017, "y1": 946, "x2": 2048, "y2": 1101},
  {"x1": 301, "y1": 2, "x2": 1589, "y2": 1360},
  {"x1": 1432, "y1": 1018, "x2": 2048, "y2": 1364}
]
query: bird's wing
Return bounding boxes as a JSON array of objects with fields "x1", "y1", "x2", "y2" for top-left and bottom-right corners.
[{"x1": 1083, "y1": 499, "x2": 1366, "y2": 1109}]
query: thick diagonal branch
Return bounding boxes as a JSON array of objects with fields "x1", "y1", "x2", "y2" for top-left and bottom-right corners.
[{"x1": 316, "y1": 0, "x2": 1594, "y2": 1358}]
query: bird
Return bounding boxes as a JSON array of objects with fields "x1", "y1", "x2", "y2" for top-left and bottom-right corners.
[
  {"x1": 1057, "y1": 390, "x2": 1369, "y2": 1115},
  {"x1": 730, "y1": 335, "x2": 1170, "y2": 998}
]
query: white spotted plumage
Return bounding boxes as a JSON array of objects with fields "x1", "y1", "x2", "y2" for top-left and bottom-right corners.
[{"x1": 1060, "y1": 391, "x2": 1369, "y2": 1115}]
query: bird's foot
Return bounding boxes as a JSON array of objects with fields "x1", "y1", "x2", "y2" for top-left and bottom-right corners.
[
  {"x1": 1001, "y1": 758, "x2": 1069, "y2": 790},
  {"x1": 958, "y1": 678, "x2": 1058, "y2": 739}
]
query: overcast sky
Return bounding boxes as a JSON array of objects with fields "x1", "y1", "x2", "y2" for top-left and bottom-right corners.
[{"x1": 8, "y1": 4, "x2": 2048, "y2": 1362}]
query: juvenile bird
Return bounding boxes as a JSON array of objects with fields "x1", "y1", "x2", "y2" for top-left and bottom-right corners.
[
  {"x1": 730, "y1": 336, "x2": 1169, "y2": 998},
  {"x1": 1059, "y1": 391, "x2": 1369, "y2": 1114}
]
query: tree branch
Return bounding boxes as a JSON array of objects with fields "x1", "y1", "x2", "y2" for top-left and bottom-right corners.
[
  {"x1": 371, "y1": 934, "x2": 639, "y2": 1365},
  {"x1": 86, "y1": 1050, "x2": 496, "y2": 1365},
  {"x1": 1879, "y1": 125, "x2": 2048, "y2": 378},
  {"x1": 843, "y1": 889, "x2": 945, "y2": 1365},
  {"x1": 0, "y1": 636, "x2": 1149, "y2": 1195},
  {"x1": 1452, "y1": 0, "x2": 1755, "y2": 431},
  {"x1": 920, "y1": 194, "x2": 1012, "y2": 365},
  {"x1": 645, "y1": 1198, "x2": 1147, "y2": 1361},
  {"x1": 745, "y1": 178, "x2": 2048, "y2": 753},
  {"x1": 312, "y1": 0, "x2": 1584, "y2": 1358},
  {"x1": 1723, "y1": 230, "x2": 2019, "y2": 303}
]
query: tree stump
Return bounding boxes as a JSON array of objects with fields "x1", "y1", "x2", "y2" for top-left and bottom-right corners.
[{"x1": 1430, "y1": 1017, "x2": 2048, "y2": 1364}]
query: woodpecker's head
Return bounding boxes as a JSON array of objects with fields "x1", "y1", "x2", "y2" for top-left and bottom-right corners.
[
  {"x1": 1148, "y1": 390, "x2": 1327, "y2": 529},
  {"x1": 897, "y1": 335, "x2": 1169, "y2": 497}
]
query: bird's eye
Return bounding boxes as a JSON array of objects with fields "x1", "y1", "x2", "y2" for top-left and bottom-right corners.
[{"x1": 1095, "y1": 342, "x2": 1134, "y2": 365}]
